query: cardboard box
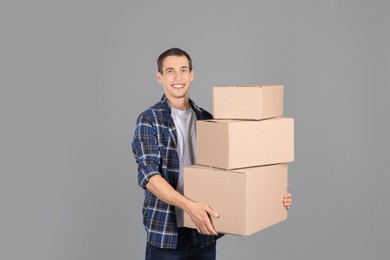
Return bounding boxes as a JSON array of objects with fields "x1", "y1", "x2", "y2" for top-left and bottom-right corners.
[
  {"x1": 197, "y1": 117, "x2": 294, "y2": 170},
  {"x1": 183, "y1": 163, "x2": 288, "y2": 236},
  {"x1": 213, "y1": 84, "x2": 284, "y2": 120}
]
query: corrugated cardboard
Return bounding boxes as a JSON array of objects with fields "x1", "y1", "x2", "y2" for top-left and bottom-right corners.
[
  {"x1": 213, "y1": 84, "x2": 284, "y2": 120},
  {"x1": 197, "y1": 117, "x2": 294, "y2": 170},
  {"x1": 183, "y1": 163, "x2": 288, "y2": 236}
]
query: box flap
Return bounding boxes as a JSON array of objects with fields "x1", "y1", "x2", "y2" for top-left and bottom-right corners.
[{"x1": 188, "y1": 164, "x2": 246, "y2": 174}]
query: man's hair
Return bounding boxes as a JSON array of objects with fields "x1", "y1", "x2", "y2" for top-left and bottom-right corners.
[{"x1": 157, "y1": 47, "x2": 193, "y2": 74}]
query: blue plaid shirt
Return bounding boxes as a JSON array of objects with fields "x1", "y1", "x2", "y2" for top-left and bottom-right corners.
[{"x1": 132, "y1": 95, "x2": 220, "y2": 249}]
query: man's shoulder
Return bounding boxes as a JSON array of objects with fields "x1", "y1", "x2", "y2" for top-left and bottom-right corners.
[
  {"x1": 136, "y1": 99, "x2": 169, "y2": 123},
  {"x1": 190, "y1": 99, "x2": 213, "y2": 120},
  {"x1": 140, "y1": 101, "x2": 164, "y2": 115}
]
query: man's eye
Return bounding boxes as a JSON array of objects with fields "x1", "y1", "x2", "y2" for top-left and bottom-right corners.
[
  {"x1": 181, "y1": 69, "x2": 188, "y2": 73},
  {"x1": 167, "y1": 70, "x2": 173, "y2": 74}
]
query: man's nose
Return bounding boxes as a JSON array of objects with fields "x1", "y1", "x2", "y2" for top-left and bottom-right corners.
[{"x1": 174, "y1": 71, "x2": 182, "y2": 80}]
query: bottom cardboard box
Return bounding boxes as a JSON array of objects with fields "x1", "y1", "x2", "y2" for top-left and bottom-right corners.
[{"x1": 183, "y1": 164, "x2": 288, "y2": 236}]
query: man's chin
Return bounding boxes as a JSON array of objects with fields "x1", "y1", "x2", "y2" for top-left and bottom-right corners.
[{"x1": 166, "y1": 92, "x2": 189, "y2": 100}]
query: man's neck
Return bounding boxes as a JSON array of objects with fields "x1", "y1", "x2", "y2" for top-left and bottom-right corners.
[{"x1": 167, "y1": 97, "x2": 190, "y2": 111}]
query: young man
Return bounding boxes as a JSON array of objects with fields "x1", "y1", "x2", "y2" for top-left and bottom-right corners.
[{"x1": 132, "y1": 48, "x2": 292, "y2": 259}]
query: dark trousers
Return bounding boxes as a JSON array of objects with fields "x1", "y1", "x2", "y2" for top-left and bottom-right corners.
[{"x1": 145, "y1": 228, "x2": 216, "y2": 260}]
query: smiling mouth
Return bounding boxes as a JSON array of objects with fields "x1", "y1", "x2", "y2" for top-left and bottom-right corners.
[{"x1": 171, "y1": 84, "x2": 185, "y2": 89}]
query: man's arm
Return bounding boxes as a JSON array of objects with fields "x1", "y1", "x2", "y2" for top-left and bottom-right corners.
[
  {"x1": 132, "y1": 114, "x2": 219, "y2": 235},
  {"x1": 146, "y1": 175, "x2": 219, "y2": 235}
]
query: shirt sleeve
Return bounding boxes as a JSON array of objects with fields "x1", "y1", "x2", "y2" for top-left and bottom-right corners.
[{"x1": 132, "y1": 114, "x2": 161, "y2": 189}]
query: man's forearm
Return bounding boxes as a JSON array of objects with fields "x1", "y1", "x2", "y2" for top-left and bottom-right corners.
[{"x1": 145, "y1": 175, "x2": 193, "y2": 212}]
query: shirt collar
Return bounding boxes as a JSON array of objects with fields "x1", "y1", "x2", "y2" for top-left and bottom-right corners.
[{"x1": 160, "y1": 95, "x2": 200, "y2": 116}]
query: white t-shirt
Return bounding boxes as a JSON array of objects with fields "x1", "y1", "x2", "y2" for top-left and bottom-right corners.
[{"x1": 171, "y1": 107, "x2": 197, "y2": 227}]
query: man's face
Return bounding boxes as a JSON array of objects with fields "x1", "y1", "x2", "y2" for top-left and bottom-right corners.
[{"x1": 156, "y1": 55, "x2": 194, "y2": 103}]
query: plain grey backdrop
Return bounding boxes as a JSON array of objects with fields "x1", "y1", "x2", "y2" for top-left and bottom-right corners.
[{"x1": 1, "y1": 0, "x2": 389, "y2": 259}]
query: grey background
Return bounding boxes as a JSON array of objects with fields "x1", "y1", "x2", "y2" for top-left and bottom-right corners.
[{"x1": 1, "y1": 0, "x2": 389, "y2": 259}]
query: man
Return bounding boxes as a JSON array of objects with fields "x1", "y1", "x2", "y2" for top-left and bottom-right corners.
[{"x1": 132, "y1": 47, "x2": 292, "y2": 259}]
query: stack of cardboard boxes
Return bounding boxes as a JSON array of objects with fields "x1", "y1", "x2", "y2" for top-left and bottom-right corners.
[{"x1": 183, "y1": 84, "x2": 294, "y2": 236}]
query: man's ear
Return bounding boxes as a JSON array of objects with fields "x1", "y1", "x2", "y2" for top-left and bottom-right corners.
[
  {"x1": 190, "y1": 70, "x2": 194, "y2": 82},
  {"x1": 156, "y1": 72, "x2": 162, "y2": 84}
]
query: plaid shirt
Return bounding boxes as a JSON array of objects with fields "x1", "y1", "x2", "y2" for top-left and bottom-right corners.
[{"x1": 132, "y1": 95, "x2": 220, "y2": 249}]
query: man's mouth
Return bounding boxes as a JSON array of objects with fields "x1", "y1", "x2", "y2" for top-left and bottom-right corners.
[{"x1": 171, "y1": 84, "x2": 185, "y2": 89}]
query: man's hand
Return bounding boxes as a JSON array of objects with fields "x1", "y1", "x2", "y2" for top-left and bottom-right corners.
[
  {"x1": 187, "y1": 201, "x2": 219, "y2": 235},
  {"x1": 283, "y1": 192, "x2": 292, "y2": 209},
  {"x1": 145, "y1": 176, "x2": 219, "y2": 235}
]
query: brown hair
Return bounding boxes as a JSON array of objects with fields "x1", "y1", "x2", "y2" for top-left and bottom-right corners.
[{"x1": 157, "y1": 48, "x2": 193, "y2": 74}]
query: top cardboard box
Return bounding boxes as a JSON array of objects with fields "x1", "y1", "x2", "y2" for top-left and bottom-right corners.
[{"x1": 213, "y1": 84, "x2": 284, "y2": 120}]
